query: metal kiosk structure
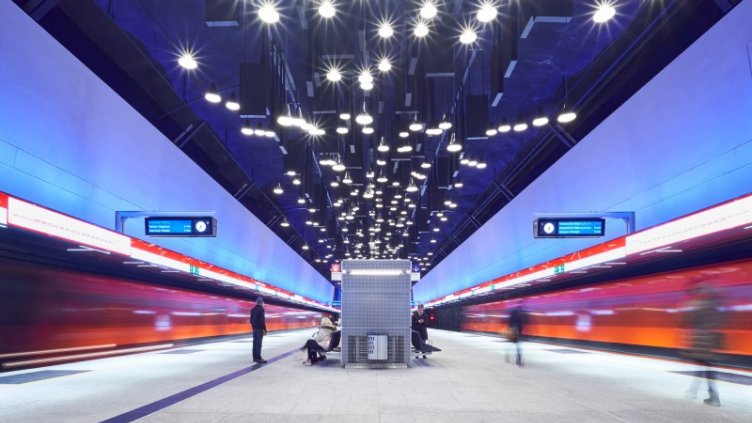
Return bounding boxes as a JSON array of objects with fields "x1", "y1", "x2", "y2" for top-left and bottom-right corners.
[{"x1": 340, "y1": 260, "x2": 412, "y2": 368}]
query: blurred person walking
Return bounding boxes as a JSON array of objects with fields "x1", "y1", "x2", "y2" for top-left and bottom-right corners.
[
  {"x1": 682, "y1": 282, "x2": 724, "y2": 407},
  {"x1": 412, "y1": 304, "x2": 430, "y2": 359},
  {"x1": 506, "y1": 301, "x2": 528, "y2": 367},
  {"x1": 250, "y1": 297, "x2": 268, "y2": 363}
]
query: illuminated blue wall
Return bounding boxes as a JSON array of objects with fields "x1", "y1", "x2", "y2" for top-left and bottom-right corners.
[
  {"x1": 0, "y1": 2, "x2": 333, "y2": 303},
  {"x1": 415, "y1": 1, "x2": 752, "y2": 302}
]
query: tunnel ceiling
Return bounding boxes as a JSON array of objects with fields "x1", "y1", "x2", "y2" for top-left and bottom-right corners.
[{"x1": 12, "y1": 0, "x2": 739, "y2": 280}]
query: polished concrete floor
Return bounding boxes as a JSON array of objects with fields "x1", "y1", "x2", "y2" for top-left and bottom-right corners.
[{"x1": 1, "y1": 329, "x2": 750, "y2": 422}]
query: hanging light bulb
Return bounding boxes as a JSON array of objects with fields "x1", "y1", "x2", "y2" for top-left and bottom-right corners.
[
  {"x1": 342, "y1": 171, "x2": 353, "y2": 184},
  {"x1": 593, "y1": 1, "x2": 616, "y2": 23},
  {"x1": 273, "y1": 183, "x2": 284, "y2": 195},
  {"x1": 377, "y1": 172, "x2": 388, "y2": 183},
  {"x1": 225, "y1": 93, "x2": 240, "y2": 111},
  {"x1": 459, "y1": 27, "x2": 478, "y2": 45},
  {"x1": 421, "y1": 161, "x2": 432, "y2": 169},
  {"x1": 280, "y1": 218, "x2": 290, "y2": 227},
  {"x1": 378, "y1": 57, "x2": 392, "y2": 72},
  {"x1": 362, "y1": 127, "x2": 375, "y2": 135},
  {"x1": 204, "y1": 82, "x2": 221, "y2": 103},
  {"x1": 377, "y1": 137, "x2": 390, "y2": 152},
  {"x1": 332, "y1": 158, "x2": 346, "y2": 172},
  {"x1": 339, "y1": 112, "x2": 351, "y2": 120},
  {"x1": 406, "y1": 178, "x2": 419, "y2": 193},
  {"x1": 438, "y1": 114, "x2": 452, "y2": 130},
  {"x1": 409, "y1": 115, "x2": 424, "y2": 132},
  {"x1": 399, "y1": 131, "x2": 410, "y2": 138},
  {"x1": 355, "y1": 102, "x2": 373, "y2": 126},
  {"x1": 258, "y1": 2, "x2": 280, "y2": 24},
  {"x1": 318, "y1": 0, "x2": 336, "y2": 18},
  {"x1": 476, "y1": 2, "x2": 498, "y2": 23},
  {"x1": 446, "y1": 133, "x2": 462, "y2": 152},
  {"x1": 336, "y1": 126, "x2": 349, "y2": 135},
  {"x1": 241, "y1": 120, "x2": 253, "y2": 136},
  {"x1": 326, "y1": 67, "x2": 342, "y2": 82},
  {"x1": 277, "y1": 104, "x2": 295, "y2": 127},
  {"x1": 358, "y1": 70, "x2": 373, "y2": 85},
  {"x1": 414, "y1": 20, "x2": 429, "y2": 37},
  {"x1": 378, "y1": 21, "x2": 394, "y2": 38},
  {"x1": 420, "y1": 1, "x2": 438, "y2": 19},
  {"x1": 178, "y1": 51, "x2": 198, "y2": 70},
  {"x1": 497, "y1": 117, "x2": 512, "y2": 133},
  {"x1": 513, "y1": 121, "x2": 529, "y2": 132},
  {"x1": 485, "y1": 124, "x2": 498, "y2": 137},
  {"x1": 532, "y1": 108, "x2": 549, "y2": 127},
  {"x1": 557, "y1": 110, "x2": 577, "y2": 123}
]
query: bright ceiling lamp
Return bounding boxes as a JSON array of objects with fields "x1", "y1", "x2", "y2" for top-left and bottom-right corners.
[
  {"x1": 298, "y1": 196, "x2": 306, "y2": 204},
  {"x1": 277, "y1": 104, "x2": 295, "y2": 127},
  {"x1": 476, "y1": 2, "x2": 497, "y2": 23},
  {"x1": 342, "y1": 171, "x2": 353, "y2": 184},
  {"x1": 204, "y1": 83, "x2": 221, "y2": 103},
  {"x1": 292, "y1": 177, "x2": 301, "y2": 185},
  {"x1": 360, "y1": 81, "x2": 374, "y2": 91},
  {"x1": 280, "y1": 218, "x2": 290, "y2": 227},
  {"x1": 425, "y1": 127, "x2": 443, "y2": 136},
  {"x1": 178, "y1": 51, "x2": 198, "y2": 70},
  {"x1": 302, "y1": 244, "x2": 309, "y2": 250},
  {"x1": 378, "y1": 58, "x2": 392, "y2": 72},
  {"x1": 377, "y1": 172, "x2": 388, "y2": 183},
  {"x1": 273, "y1": 183, "x2": 284, "y2": 195},
  {"x1": 497, "y1": 118, "x2": 511, "y2": 133},
  {"x1": 467, "y1": 157, "x2": 478, "y2": 167},
  {"x1": 421, "y1": 161, "x2": 432, "y2": 169},
  {"x1": 264, "y1": 130, "x2": 276, "y2": 138},
  {"x1": 406, "y1": 178, "x2": 419, "y2": 193},
  {"x1": 397, "y1": 138, "x2": 413, "y2": 153},
  {"x1": 420, "y1": 1, "x2": 438, "y2": 19},
  {"x1": 409, "y1": 116, "x2": 424, "y2": 132},
  {"x1": 513, "y1": 121, "x2": 528, "y2": 132},
  {"x1": 485, "y1": 126, "x2": 498, "y2": 137},
  {"x1": 254, "y1": 126, "x2": 266, "y2": 136},
  {"x1": 376, "y1": 158, "x2": 387, "y2": 166},
  {"x1": 532, "y1": 109, "x2": 549, "y2": 127},
  {"x1": 438, "y1": 114, "x2": 452, "y2": 130},
  {"x1": 241, "y1": 121, "x2": 253, "y2": 136},
  {"x1": 377, "y1": 136, "x2": 390, "y2": 152},
  {"x1": 332, "y1": 158, "x2": 346, "y2": 172},
  {"x1": 593, "y1": 1, "x2": 616, "y2": 23},
  {"x1": 318, "y1": 0, "x2": 336, "y2": 18},
  {"x1": 258, "y1": 2, "x2": 280, "y2": 24},
  {"x1": 399, "y1": 131, "x2": 410, "y2": 138},
  {"x1": 414, "y1": 21, "x2": 429, "y2": 37},
  {"x1": 446, "y1": 134, "x2": 462, "y2": 152},
  {"x1": 355, "y1": 102, "x2": 373, "y2": 125},
  {"x1": 362, "y1": 127, "x2": 375, "y2": 135},
  {"x1": 453, "y1": 179, "x2": 464, "y2": 188},
  {"x1": 557, "y1": 111, "x2": 577, "y2": 123},
  {"x1": 225, "y1": 93, "x2": 240, "y2": 111},
  {"x1": 326, "y1": 68, "x2": 342, "y2": 82},
  {"x1": 336, "y1": 126, "x2": 349, "y2": 135},
  {"x1": 340, "y1": 112, "x2": 351, "y2": 120},
  {"x1": 459, "y1": 28, "x2": 478, "y2": 45},
  {"x1": 330, "y1": 180, "x2": 339, "y2": 187},
  {"x1": 378, "y1": 21, "x2": 394, "y2": 38},
  {"x1": 363, "y1": 188, "x2": 375, "y2": 199},
  {"x1": 476, "y1": 160, "x2": 487, "y2": 169},
  {"x1": 358, "y1": 70, "x2": 374, "y2": 85}
]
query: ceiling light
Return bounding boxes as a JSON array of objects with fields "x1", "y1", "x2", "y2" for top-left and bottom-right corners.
[
  {"x1": 241, "y1": 121, "x2": 253, "y2": 136},
  {"x1": 476, "y1": 161, "x2": 487, "y2": 169},
  {"x1": 358, "y1": 70, "x2": 373, "y2": 85},
  {"x1": 332, "y1": 159, "x2": 346, "y2": 172},
  {"x1": 378, "y1": 58, "x2": 392, "y2": 72},
  {"x1": 178, "y1": 52, "x2": 198, "y2": 70},
  {"x1": 340, "y1": 112, "x2": 351, "y2": 120},
  {"x1": 362, "y1": 127, "x2": 375, "y2": 135},
  {"x1": 292, "y1": 177, "x2": 301, "y2": 185},
  {"x1": 302, "y1": 244, "x2": 309, "y2": 250},
  {"x1": 460, "y1": 28, "x2": 478, "y2": 44},
  {"x1": 204, "y1": 83, "x2": 221, "y2": 103},
  {"x1": 378, "y1": 21, "x2": 394, "y2": 38},
  {"x1": 264, "y1": 130, "x2": 275, "y2": 138},
  {"x1": 360, "y1": 81, "x2": 374, "y2": 91},
  {"x1": 420, "y1": 161, "x2": 431, "y2": 169},
  {"x1": 355, "y1": 103, "x2": 373, "y2": 125},
  {"x1": 342, "y1": 172, "x2": 353, "y2": 184},
  {"x1": 391, "y1": 181, "x2": 400, "y2": 187},
  {"x1": 532, "y1": 109, "x2": 549, "y2": 127},
  {"x1": 433, "y1": 227, "x2": 440, "y2": 232},
  {"x1": 420, "y1": 1, "x2": 438, "y2": 19},
  {"x1": 440, "y1": 216, "x2": 448, "y2": 222},
  {"x1": 406, "y1": 178, "x2": 419, "y2": 193},
  {"x1": 498, "y1": 120, "x2": 512, "y2": 133},
  {"x1": 225, "y1": 93, "x2": 240, "y2": 111},
  {"x1": 557, "y1": 111, "x2": 577, "y2": 123},
  {"x1": 258, "y1": 3, "x2": 280, "y2": 24},
  {"x1": 277, "y1": 104, "x2": 295, "y2": 127},
  {"x1": 399, "y1": 131, "x2": 410, "y2": 138},
  {"x1": 414, "y1": 21, "x2": 429, "y2": 37},
  {"x1": 363, "y1": 189, "x2": 375, "y2": 199},
  {"x1": 476, "y1": 2, "x2": 497, "y2": 23},
  {"x1": 336, "y1": 126, "x2": 349, "y2": 135},
  {"x1": 593, "y1": 2, "x2": 616, "y2": 23},
  {"x1": 438, "y1": 114, "x2": 452, "y2": 130},
  {"x1": 485, "y1": 127, "x2": 498, "y2": 137},
  {"x1": 448, "y1": 202, "x2": 458, "y2": 209},
  {"x1": 446, "y1": 134, "x2": 462, "y2": 152},
  {"x1": 377, "y1": 173, "x2": 388, "y2": 183},
  {"x1": 330, "y1": 181, "x2": 339, "y2": 188},
  {"x1": 467, "y1": 157, "x2": 478, "y2": 167},
  {"x1": 318, "y1": 0, "x2": 336, "y2": 18},
  {"x1": 376, "y1": 159, "x2": 387, "y2": 166},
  {"x1": 377, "y1": 136, "x2": 390, "y2": 152},
  {"x1": 513, "y1": 122, "x2": 528, "y2": 132},
  {"x1": 254, "y1": 127, "x2": 266, "y2": 136},
  {"x1": 425, "y1": 127, "x2": 443, "y2": 136},
  {"x1": 326, "y1": 68, "x2": 342, "y2": 82},
  {"x1": 280, "y1": 218, "x2": 290, "y2": 227},
  {"x1": 430, "y1": 238, "x2": 437, "y2": 244},
  {"x1": 298, "y1": 197, "x2": 306, "y2": 205},
  {"x1": 273, "y1": 183, "x2": 284, "y2": 195},
  {"x1": 286, "y1": 170, "x2": 296, "y2": 176}
]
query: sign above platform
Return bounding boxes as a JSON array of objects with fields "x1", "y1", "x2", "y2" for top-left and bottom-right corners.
[
  {"x1": 534, "y1": 217, "x2": 605, "y2": 238},
  {"x1": 145, "y1": 216, "x2": 217, "y2": 237}
]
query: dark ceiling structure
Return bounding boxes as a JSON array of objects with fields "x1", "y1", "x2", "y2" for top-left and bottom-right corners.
[{"x1": 13, "y1": 0, "x2": 740, "y2": 281}]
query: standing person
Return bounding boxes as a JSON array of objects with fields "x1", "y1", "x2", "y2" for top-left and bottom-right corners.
[
  {"x1": 683, "y1": 283, "x2": 724, "y2": 407},
  {"x1": 412, "y1": 304, "x2": 429, "y2": 359},
  {"x1": 250, "y1": 297, "x2": 267, "y2": 363},
  {"x1": 507, "y1": 301, "x2": 528, "y2": 367}
]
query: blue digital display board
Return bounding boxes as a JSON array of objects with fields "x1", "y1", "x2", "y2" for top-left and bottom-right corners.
[
  {"x1": 145, "y1": 217, "x2": 216, "y2": 237},
  {"x1": 534, "y1": 218, "x2": 605, "y2": 238}
]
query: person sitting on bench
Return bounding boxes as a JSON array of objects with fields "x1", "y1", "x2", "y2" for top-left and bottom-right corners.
[
  {"x1": 302, "y1": 314, "x2": 337, "y2": 366},
  {"x1": 412, "y1": 304, "x2": 429, "y2": 358}
]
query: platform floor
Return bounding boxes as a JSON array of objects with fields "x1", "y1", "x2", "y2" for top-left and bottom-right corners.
[{"x1": 1, "y1": 329, "x2": 750, "y2": 422}]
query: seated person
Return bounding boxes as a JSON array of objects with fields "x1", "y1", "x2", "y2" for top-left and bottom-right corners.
[
  {"x1": 412, "y1": 304, "x2": 429, "y2": 358},
  {"x1": 301, "y1": 314, "x2": 337, "y2": 366}
]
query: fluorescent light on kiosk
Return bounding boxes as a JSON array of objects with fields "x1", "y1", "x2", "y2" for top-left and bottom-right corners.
[
  {"x1": 348, "y1": 269, "x2": 405, "y2": 276},
  {"x1": 7, "y1": 197, "x2": 132, "y2": 256},
  {"x1": 625, "y1": 195, "x2": 752, "y2": 255}
]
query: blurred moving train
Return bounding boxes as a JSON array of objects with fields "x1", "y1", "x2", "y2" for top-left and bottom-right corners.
[
  {"x1": 455, "y1": 258, "x2": 752, "y2": 364},
  {"x1": 0, "y1": 261, "x2": 321, "y2": 369}
]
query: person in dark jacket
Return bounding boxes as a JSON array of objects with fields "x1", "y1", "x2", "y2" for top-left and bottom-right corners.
[
  {"x1": 412, "y1": 304, "x2": 429, "y2": 359},
  {"x1": 250, "y1": 297, "x2": 267, "y2": 363},
  {"x1": 506, "y1": 301, "x2": 528, "y2": 366}
]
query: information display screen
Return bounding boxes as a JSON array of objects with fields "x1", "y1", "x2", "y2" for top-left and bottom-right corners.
[
  {"x1": 145, "y1": 217, "x2": 216, "y2": 237},
  {"x1": 534, "y1": 218, "x2": 605, "y2": 238}
]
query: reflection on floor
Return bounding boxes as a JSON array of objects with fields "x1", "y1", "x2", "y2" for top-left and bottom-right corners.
[{"x1": 0, "y1": 329, "x2": 750, "y2": 422}]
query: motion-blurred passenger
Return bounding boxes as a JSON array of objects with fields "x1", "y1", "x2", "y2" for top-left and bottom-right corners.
[
  {"x1": 682, "y1": 282, "x2": 724, "y2": 407},
  {"x1": 250, "y1": 297, "x2": 267, "y2": 364},
  {"x1": 506, "y1": 301, "x2": 528, "y2": 367},
  {"x1": 301, "y1": 314, "x2": 337, "y2": 366},
  {"x1": 412, "y1": 304, "x2": 429, "y2": 359}
]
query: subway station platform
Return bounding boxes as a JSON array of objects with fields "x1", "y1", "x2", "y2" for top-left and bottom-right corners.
[{"x1": 1, "y1": 329, "x2": 750, "y2": 422}]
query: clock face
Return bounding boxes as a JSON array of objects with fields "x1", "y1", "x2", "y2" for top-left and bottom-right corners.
[
  {"x1": 195, "y1": 220, "x2": 208, "y2": 233},
  {"x1": 543, "y1": 222, "x2": 556, "y2": 235}
]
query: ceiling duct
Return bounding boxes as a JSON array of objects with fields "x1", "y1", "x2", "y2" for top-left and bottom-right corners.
[{"x1": 240, "y1": 63, "x2": 272, "y2": 118}]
